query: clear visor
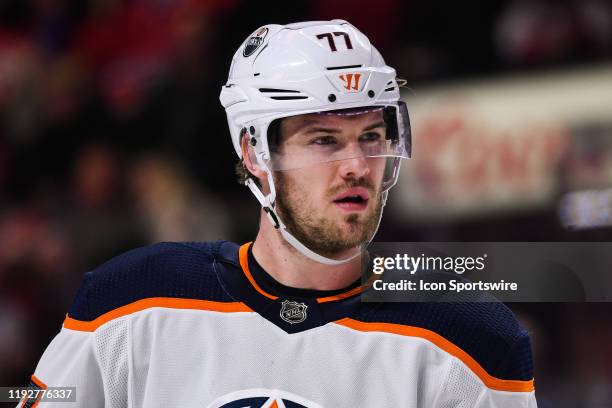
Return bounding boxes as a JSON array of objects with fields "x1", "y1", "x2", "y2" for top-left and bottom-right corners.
[{"x1": 265, "y1": 102, "x2": 411, "y2": 171}]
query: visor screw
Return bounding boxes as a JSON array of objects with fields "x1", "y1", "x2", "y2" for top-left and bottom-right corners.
[
  {"x1": 250, "y1": 137, "x2": 257, "y2": 146},
  {"x1": 249, "y1": 126, "x2": 255, "y2": 135},
  {"x1": 368, "y1": 90, "x2": 375, "y2": 98},
  {"x1": 328, "y1": 94, "x2": 336, "y2": 102}
]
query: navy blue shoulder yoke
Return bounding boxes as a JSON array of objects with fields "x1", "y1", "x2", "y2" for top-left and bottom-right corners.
[
  {"x1": 68, "y1": 241, "x2": 236, "y2": 321},
  {"x1": 354, "y1": 301, "x2": 534, "y2": 381}
]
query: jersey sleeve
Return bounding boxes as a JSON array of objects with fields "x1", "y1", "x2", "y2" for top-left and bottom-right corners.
[
  {"x1": 434, "y1": 329, "x2": 537, "y2": 408},
  {"x1": 477, "y1": 329, "x2": 537, "y2": 407},
  {"x1": 356, "y1": 300, "x2": 538, "y2": 407},
  {"x1": 474, "y1": 388, "x2": 537, "y2": 408},
  {"x1": 20, "y1": 328, "x2": 105, "y2": 407},
  {"x1": 20, "y1": 241, "x2": 221, "y2": 408},
  {"x1": 473, "y1": 330, "x2": 538, "y2": 408},
  {"x1": 19, "y1": 273, "x2": 106, "y2": 407}
]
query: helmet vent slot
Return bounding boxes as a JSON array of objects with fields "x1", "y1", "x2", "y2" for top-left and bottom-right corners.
[
  {"x1": 326, "y1": 64, "x2": 362, "y2": 70},
  {"x1": 269, "y1": 96, "x2": 309, "y2": 100},
  {"x1": 259, "y1": 88, "x2": 308, "y2": 100},
  {"x1": 259, "y1": 88, "x2": 301, "y2": 93},
  {"x1": 385, "y1": 87, "x2": 395, "y2": 92}
]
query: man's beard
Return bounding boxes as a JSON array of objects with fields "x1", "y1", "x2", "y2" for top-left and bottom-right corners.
[{"x1": 273, "y1": 172, "x2": 383, "y2": 259}]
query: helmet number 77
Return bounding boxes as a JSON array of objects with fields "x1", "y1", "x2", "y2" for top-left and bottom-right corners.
[{"x1": 316, "y1": 32, "x2": 354, "y2": 52}]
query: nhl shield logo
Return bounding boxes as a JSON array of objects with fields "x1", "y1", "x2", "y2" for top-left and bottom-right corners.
[
  {"x1": 243, "y1": 27, "x2": 268, "y2": 57},
  {"x1": 280, "y1": 300, "x2": 307, "y2": 324}
]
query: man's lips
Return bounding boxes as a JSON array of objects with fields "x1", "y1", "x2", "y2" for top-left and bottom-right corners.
[{"x1": 332, "y1": 187, "x2": 370, "y2": 211}]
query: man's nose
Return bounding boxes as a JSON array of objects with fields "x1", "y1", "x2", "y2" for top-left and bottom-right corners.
[{"x1": 337, "y1": 154, "x2": 370, "y2": 180}]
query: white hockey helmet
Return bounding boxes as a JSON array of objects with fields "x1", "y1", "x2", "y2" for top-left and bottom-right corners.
[{"x1": 219, "y1": 20, "x2": 411, "y2": 265}]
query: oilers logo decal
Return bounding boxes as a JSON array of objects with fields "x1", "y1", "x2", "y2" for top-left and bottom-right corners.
[
  {"x1": 279, "y1": 300, "x2": 308, "y2": 324},
  {"x1": 243, "y1": 27, "x2": 268, "y2": 57},
  {"x1": 208, "y1": 389, "x2": 322, "y2": 408}
]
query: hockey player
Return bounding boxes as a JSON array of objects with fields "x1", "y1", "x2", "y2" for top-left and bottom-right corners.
[{"x1": 21, "y1": 20, "x2": 537, "y2": 407}]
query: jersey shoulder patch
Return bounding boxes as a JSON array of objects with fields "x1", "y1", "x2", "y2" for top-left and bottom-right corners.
[
  {"x1": 354, "y1": 300, "x2": 533, "y2": 381},
  {"x1": 68, "y1": 241, "x2": 237, "y2": 322}
]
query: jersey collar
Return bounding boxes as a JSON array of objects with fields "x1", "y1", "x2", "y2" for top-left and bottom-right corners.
[
  {"x1": 238, "y1": 242, "x2": 366, "y2": 302},
  {"x1": 213, "y1": 241, "x2": 367, "y2": 333}
]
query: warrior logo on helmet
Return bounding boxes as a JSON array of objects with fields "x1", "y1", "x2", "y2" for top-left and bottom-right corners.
[
  {"x1": 243, "y1": 27, "x2": 268, "y2": 57},
  {"x1": 339, "y1": 73, "x2": 362, "y2": 91}
]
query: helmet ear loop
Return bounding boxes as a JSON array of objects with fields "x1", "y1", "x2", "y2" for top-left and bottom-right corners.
[
  {"x1": 251, "y1": 126, "x2": 277, "y2": 207},
  {"x1": 240, "y1": 127, "x2": 271, "y2": 207},
  {"x1": 244, "y1": 160, "x2": 285, "y2": 231},
  {"x1": 244, "y1": 153, "x2": 277, "y2": 210},
  {"x1": 243, "y1": 127, "x2": 280, "y2": 225},
  {"x1": 266, "y1": 167, "x2": 277, "y2": 208}
]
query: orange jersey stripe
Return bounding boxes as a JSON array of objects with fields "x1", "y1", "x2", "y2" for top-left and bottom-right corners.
[
  {"x1": 239, "y1": 242, "x2": 279, "y2": 300},
  {"x1": 240, "y1": 242, "x2": 367, "y2": 303},
  {"x1": 31, "y1": 374, "x2": 46, "y2": 389},
  {"x1": 18, "y1": 374, "x2": 47, "y2": 408},
  {"x1": 317, "y1": 270, "x2": 380, "y2": 303},
  {"x1": 335, "y1": 318, "x2": 535, "y2": 393},
  {"x1": 317, "y1": 286, "x2": 363, "y2": 303},
  {"x1": 63, "y1": 298, "x2": 253, "y2": 332},
  {"x1": 30, "y1": 374, "x2": 47, "y2": 408}
]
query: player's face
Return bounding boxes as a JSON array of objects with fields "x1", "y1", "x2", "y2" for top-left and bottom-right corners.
[{"x1": 272, "y1": 110, "x2": 387, "y2": 257}]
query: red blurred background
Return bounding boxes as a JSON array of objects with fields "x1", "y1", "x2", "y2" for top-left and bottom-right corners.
[{"x1": 1, "y1": 1, "x2": 612, "y2": 407}]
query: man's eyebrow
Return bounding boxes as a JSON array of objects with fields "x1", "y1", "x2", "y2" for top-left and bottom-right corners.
[
  {"x1": 303, "y1": 126, "x2": 342, "y2": 134},
  {"x1": 363, "y1": 121, "x2": 386, "y2": 131},
  {"x1": 302, "y1": 121, "x2": 387, "y2": 135}
]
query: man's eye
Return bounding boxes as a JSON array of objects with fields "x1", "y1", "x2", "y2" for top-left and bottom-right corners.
[
  {"x1": 311, "y1": 136, "x2": 337, "y2": 145},
  {"x1": 360, "y1": 132, "x2": 382, "y2": 142}
]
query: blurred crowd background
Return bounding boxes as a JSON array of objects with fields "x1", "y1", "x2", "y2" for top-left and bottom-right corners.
[{"x1": 1, "y1": 0, "x2": 612, "y2": 407}]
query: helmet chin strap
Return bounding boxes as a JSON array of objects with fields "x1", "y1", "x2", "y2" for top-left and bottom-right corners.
[{"x1": 245, "y1": 168, "x2": 391, "y2": 266}]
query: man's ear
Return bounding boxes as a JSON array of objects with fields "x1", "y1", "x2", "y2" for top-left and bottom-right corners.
[{"x1": 240, "y1": 132, "x2": 267, "y2": 182}]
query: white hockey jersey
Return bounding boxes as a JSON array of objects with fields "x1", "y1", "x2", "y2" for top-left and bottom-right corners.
[{"x1": 22, "y1": 241, "x2": 537, "y2": 407}]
